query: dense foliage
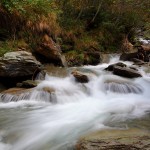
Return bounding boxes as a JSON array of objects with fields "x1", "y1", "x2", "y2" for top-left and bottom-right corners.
[{"x1": 0, "y1": 0, "x2": 149, "y2": 56}]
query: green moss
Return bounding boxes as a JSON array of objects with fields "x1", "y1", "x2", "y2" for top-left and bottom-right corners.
[
  {"x1": 0, "y1": 0, "x2": 149, "y2": 58},
  {"x1": 0, "y1": 41, "x2": 13, "y2": 56},
  {"x1": 0, "y1": 48, "x2": 11, "y2": 57},
  {"x1": 0, "y1": 40, "x2": 28, "y2": 56}
]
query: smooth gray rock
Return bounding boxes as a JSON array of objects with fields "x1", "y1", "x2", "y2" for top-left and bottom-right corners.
[{"x1": 0, "y1": 51, "x2": 41, "y2": 77}]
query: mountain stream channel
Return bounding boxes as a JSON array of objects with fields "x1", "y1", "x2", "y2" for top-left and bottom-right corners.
[{"x1": 0, "y1": 56, "x2": 150, "y2": 150}]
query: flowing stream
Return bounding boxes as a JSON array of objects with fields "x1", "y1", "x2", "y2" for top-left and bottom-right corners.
[{"x1": 0, "y1": 56, "x2": 150, "y2": 150}]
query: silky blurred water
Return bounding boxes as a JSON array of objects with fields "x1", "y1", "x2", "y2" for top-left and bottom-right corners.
[{"x1": 0, "y1": 56, "x2": 150, "y2": 150}]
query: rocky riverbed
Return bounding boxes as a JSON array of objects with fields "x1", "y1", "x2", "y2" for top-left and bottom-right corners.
[
  {"x1": 76, "y1": 128, "x2": 150, "y2": 150},
  {"x1": 0, "y1": 45, "x2": 150, "y2": 150}
]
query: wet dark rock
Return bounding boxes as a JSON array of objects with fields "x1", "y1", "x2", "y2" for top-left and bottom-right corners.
[
  {"x1": 113, "y1": 66, "x2": 142, "y2": 78},
  {"x1": 72, "y1": 70, "x2": 89, "y2": 83},
  {"x1": 0, "y1": 51, "x2": 41, "y2": 87},
  {"x1": 42, "y1": 87, "x2": 55, "y2": 94},
  {"x1": 76, "y1": 129, "x2": 150, "y2": 150},
  {"x1": 105, "y1": 62, "x2": 126, "y2": 71}
]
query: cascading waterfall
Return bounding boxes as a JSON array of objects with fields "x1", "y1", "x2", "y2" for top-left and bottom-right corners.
[
  {"x1": 104, "y1": 80, "x2": 143, "y2": 94},
  {"x1": 0, "y1": 56, "x2": 150, "y2": 150}
]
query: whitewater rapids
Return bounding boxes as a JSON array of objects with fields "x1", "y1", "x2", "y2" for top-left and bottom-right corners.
[{"x1": 0, "y1": 56, "x2": 150, "y2": 150}]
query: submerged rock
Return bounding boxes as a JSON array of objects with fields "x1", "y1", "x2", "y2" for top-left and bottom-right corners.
[
  {"x1": 0, "y1": 87, "x2": 56, "y2": 102},
  {"x1": 1, "y1": 88, "x2": 32, "y2": 95},
  {"x1": 76, "y1": 128, "x2": 150, "y2": 150},
  {"x1": 16, "y1": 80, "x2": 39, "y2": 88},
  {"x1": 0, "y1": 88, "x2": 32, "y2": 102},
  {"x1": 113, "y1": 66, "x2": 142, "y2": 78},
  {"x1": 42, "y1": 87, "x2": 55, "y2": 94}
]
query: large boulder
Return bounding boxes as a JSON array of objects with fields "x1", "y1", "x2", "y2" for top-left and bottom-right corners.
[
  {"x1": 113, "y1": 66, "x2": 142, "y2": 78},
  {"x1": 76, "y1": 128, "x2": 150, "y2": 150},
  {"x1": 0, "y1": 51, "x2": 41, "y2": 86},
  {"x1": 36, "y1": 34, "x2": 67, "y2": 66}
]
